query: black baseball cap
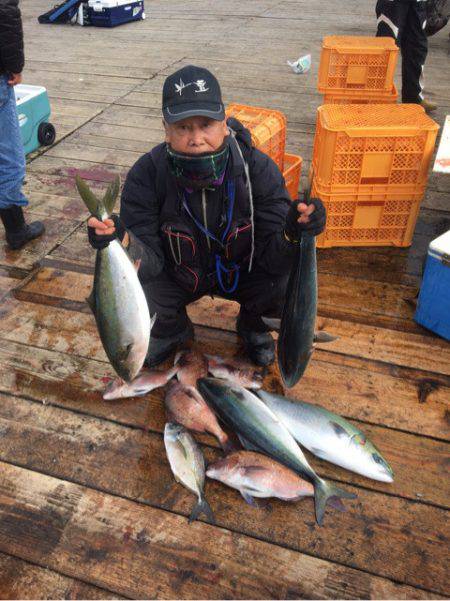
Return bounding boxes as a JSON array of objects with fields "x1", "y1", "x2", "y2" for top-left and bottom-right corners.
[{"x1": 162, "y1": 65, "x2": 225, "y2": 124}]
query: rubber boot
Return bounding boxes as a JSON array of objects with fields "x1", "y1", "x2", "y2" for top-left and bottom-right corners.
[
  {"x1": 0, "y1": 205, "x2": 45, "y2": 250},
  {"x1": 236, "y1": 311, "x2": 275, "y2": 367},
  {"x1": 145, "y1": 320, "x2": 195, "y2": 367}
]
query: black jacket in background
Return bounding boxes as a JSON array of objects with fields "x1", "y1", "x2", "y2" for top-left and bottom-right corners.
[{"x1": 0, "y1": 0, "x2": 24, "y2": 76}]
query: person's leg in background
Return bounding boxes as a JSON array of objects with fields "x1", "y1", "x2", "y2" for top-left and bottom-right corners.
[
  {"x1": 376, "y1": 0, "x2": 436, "y2": 112},
  {"x1": 0, "y1": 75, "x2": 45, "y2": 249},
  {"x1": 402, "y1": 0, "x2": 436, "y2": 111}
]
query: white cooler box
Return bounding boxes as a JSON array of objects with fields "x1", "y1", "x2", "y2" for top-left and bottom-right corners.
[
  {"x1": 414, "y1": 230, "x2": 450, "y2": 341},
  {"x1": 88, "y1": 0, "x2": 145, "y2": 27}
]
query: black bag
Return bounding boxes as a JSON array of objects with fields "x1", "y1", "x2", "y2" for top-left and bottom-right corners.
[{"x1": 38, "y1": 0, "x2": 82, "y2": 24}]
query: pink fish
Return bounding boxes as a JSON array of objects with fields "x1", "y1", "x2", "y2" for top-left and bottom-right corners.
[
  {"x1": 206, "y1": 355, "x2": 263, "y2": 389},
  {"x1": 164, "y1": 379, "x2": 231, "y2": 451},
  {"x1": 206, "y1": 451, "x2": 314, "y2": 506},
  {"x1": 103, "y1": 367, "x2": 176, "y2": 400},
  {"x1": 174, "y1": 349, "x2": 209, "y2": 387}
]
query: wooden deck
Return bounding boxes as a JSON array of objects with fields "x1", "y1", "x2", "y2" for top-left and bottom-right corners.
[{"x1": 0, "y1": 0, "x2": 449, "y2": 598}]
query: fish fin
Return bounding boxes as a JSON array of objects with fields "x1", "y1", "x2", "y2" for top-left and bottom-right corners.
[
  {"x1": 327, "y1": 497, "x2": 346, "y2": 513},
  {"x1": 174, "y1": 350, "x2": 183, "y2": 366},
  {"x1": 75, "y1": 174, "x2": 103, "y2": 218},
  {"x1": 310, "y1": 447, "x2": 329, "y2": 460},
  {"x1": 85, "y1": 289, "x2": 96, "y2": 314},
  {"x1": 165, "y1": 366, "x2": 178, "y2": 382},
  {"x1": 240, "y1": 490, "x2": 259, "y2": 507},
  {"x1": 261, "y1": 316, "x2": 280, "y2": 332},
  {"x1": 237, "y1": 434, "x2": 261, "y2": 453},
  {"x1": 331, "y1": 422, "x2": 348, "y2": 438},
  {"x1": 189, "y1": 497, "x2": 215, "y2": 524},
  {"x1": 133, "y1": 258, "x2": 142, "y2": 272},
  {"x1": 314, "y1": 331, "x2": 338, "y2": 343},
  {"x1": 238, "y1": 466, "x2": 268, "y2": 476},
  {"x1": 102, "y1": 175, "x2": 120, "y2": 216},
  {"x1": 314, "y1": 479, "x2": 357, "y2": 526}
]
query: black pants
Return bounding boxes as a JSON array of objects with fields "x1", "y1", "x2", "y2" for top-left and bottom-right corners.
[
  {"x1": 142, "y1": 266, "x2": 289, "y2": 338},
  {"x1": 376, "y1": 0, "x2": 428, "y2": 102}
]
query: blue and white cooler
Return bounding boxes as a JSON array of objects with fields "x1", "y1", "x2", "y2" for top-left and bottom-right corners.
[
  {"x1": 415, "y1": 230, "x2": 450, "y2": 341},
  {"x1": 88, "y1": 0, "x2": 145, "y2": 27}
]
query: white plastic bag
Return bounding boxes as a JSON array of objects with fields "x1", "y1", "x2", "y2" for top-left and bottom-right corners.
[{"x1": 287, "y1": 54, "x2": 311, "y2": 74}]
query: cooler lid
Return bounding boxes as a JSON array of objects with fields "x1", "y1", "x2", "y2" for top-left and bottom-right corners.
[{"x1": 429, "y1": 229, "x2": 450, "y2": 261}]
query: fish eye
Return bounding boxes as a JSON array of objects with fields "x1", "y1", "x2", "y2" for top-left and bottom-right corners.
[{"x1": 372, "y1": 453, "x2": 384, "y2": 465}]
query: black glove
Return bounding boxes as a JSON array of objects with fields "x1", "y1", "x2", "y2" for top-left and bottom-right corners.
[
  {"x1": 284, "y1": 197, "x2": 326, "y2": 241},
  {"x1": 87, "y1": 214, "x2": 125, "y2": 250}
]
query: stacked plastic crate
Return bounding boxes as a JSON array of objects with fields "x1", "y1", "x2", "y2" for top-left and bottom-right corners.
[
  {"x1": 226, "y1": 103, "x2": 302, "y2": 200},
  {"x1": 311, "y1": 104, "x2": 439, "y2": 248},
  {"x1": 318, "y1": 36, "x2": 399, "y2": 105}
]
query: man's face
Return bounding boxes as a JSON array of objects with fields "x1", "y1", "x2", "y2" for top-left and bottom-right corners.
[{"x1": 164, "y1": 116, "x2": 228, "y2": 154}]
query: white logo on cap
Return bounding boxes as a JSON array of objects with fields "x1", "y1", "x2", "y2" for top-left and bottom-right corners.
[{"x1": 174, "y1": 78, "x2": 209, "y2": 96}]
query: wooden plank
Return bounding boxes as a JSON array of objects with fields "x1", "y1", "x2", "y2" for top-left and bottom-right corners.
[
  {"x1": 0, "y1": 376, "x2": 448, "y2": 507},
  {"x1": 16, "y1": 261, "x2": 425, "y2": 334},
  {"x1": 0, "y1": 461, "x2": 445, "y2": 598},
  {"x1": 0, "y1": 296, "x2": 448, "y2": 443},
  {"x1": 0, "y1": 552, "x2": 121, "y2": 600},
  {"x1": 0, "y1": 454, "x2": 441, "y2": 599}
]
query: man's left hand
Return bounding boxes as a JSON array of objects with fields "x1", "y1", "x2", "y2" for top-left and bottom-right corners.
[
  {"x1": 8, "y1": 73, "x2": 22, "y2": 86},
  {"x1": 284, "y1": 197, "x2": 326, "y2": 241}
]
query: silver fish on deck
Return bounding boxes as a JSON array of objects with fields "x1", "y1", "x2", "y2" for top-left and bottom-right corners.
[
  {"x1": 76, "y1": 175, "x2": 153, "y2": 382},
  {"x1": 164, "y1": 379, "x2": 231, "y2": 452},
  {"x1": 206, "y1": 451, "x2": 314, "y2": 506},
  {"x1": 278, "y1": 233, "x2": 317, "y2": 388},
  {"x1": 164, "y1": 422, "x2": 215, "y2": 524},
  {"x1": 102, "y1": 367, "x2": 177, "y2": 400},
  {"x1": 257, "y1": 390, "x2": 394, "y2": 483},
  {"x1": 174, "y1": 349, "x2": 209, "y2": 387},
  {"x1": 197, "y1": 377, "x2": 356, "y2": 526},
  {"x1": 206, "y1": 355, "x2": 263, "y2": 389}
]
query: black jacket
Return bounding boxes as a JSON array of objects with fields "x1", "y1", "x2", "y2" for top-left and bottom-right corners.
[
  {"x1": 120, "y1": 119, "x2": 295, "y2": 287},
  {"x1": 0, "y1": 0, "x2": 24, "y2": 76}
]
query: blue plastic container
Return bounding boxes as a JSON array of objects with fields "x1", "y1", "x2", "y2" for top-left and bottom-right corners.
[
  {"x1": 88, "y1": 0, "x2": 144, "y2": 27},
  {"x1": 15, "y1": 85, "x2": 55, "y2": 155},
  {"x1": 415, "y1": 230, "x2": 450, "y2": 341}
]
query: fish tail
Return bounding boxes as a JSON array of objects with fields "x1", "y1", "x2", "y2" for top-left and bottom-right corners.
[
  {"x1": 314, "y1": 479, "x2": 356, "y2": 526},
  {"x1": 188, "y1": 497, "x2": 215, "y2": 525},
  {"x1": 75, "y1": 174, "x2": 120, "y2": 220}
]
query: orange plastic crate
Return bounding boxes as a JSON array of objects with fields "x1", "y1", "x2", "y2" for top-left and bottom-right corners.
[
  {"x1": 318, "y1": 36, "x2": 398, "y2": 93},
  {"x1": 226, "y1": 103, "x2": 287, "y2": 170},
  {"x1": 323, "y1": 84, "x2": 398, "y2": 104},
  {"x1": 312, "y1": 104, "x2": 439, "y2": 192},
  {"x1": 283, "y1": 153, "x2": 302, "y2": 200},
  {"x1": 313, "y1": 180, "x2": 424, "y2": 248}
]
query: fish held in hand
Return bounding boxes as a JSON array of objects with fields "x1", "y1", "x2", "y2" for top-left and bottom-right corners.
[
  {"x1": 174, "y1": 349, "x2": 208, "y2": 387},
  {"x1": 164, "y1": 380, "x2": 231, "y2": 452},
  {"x1": 257, "y1": 390, "x2": 394, "y2": 483},
  {"x1": 197, "y1": 377, "x2": 356, "y2": 526},
  {"x1": 206, "y1": 355, "x2": 263, "y2": 389},
  {"x1": 164, "y1": 422, "x2": 214, "y2": 524},
  {"x1": 206, "y1": 451, "x2": 314, "y2": 506},
  {"x1": 103, "y1": 367, "x2": 177, "y2": 400},
  {"x1": 277, "y1": 233, "x2": 317, "y2": 388},
  {"x1": 76, "y1": 175, "x2": 153, "y2": 382}
]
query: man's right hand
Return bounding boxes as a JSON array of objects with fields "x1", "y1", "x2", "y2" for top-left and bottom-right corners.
[{"x1": 87, "y1": 216, "x2": 119, "y2": 250}]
